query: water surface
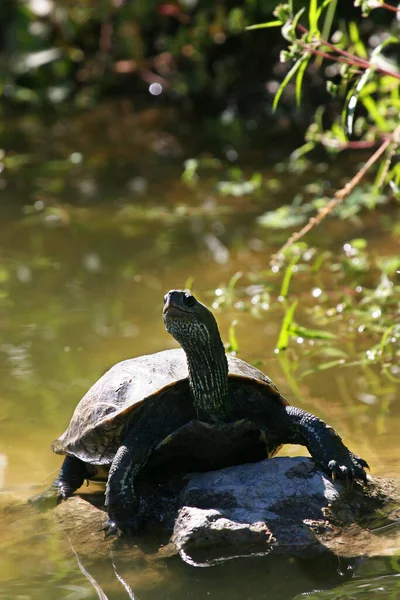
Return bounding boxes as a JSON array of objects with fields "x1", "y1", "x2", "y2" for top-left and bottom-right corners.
[{"x1": 0, "y1": 109, "x2": 399, "y2": 598}]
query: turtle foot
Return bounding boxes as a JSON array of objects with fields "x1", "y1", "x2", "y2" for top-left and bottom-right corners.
[{"x1": 327, "y1": 453, "x2": 369, "y2": 485}]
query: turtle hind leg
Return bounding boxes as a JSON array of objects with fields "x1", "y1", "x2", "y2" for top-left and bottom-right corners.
[
  {"x1": 278, "y1": 406, "x2": 369, "y2": 483},
  {"x1": 29, "y1": 456, "x2": 90, "y2": 509}
]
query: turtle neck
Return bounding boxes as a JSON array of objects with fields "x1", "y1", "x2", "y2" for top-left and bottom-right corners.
[{"x1": 181, "y1": 323, "x2": 230, "y2": 421}]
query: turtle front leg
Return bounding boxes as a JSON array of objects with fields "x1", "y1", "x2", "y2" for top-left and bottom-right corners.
[
  {"x1": 277, "y1": 406, "x2": 369, "y2": 483},
  {"x1": 105, "y1": 429, "x2": 169, "y2": 536},
  {"x1": 105, "y1": 403, "x2": 193, "y2": 536},
  {"x1": 104, "y1": 432, "x2": 144, "y2": 536},
  {"x1": 29, "y1": 456, "x2": 90, "y2": 508}
]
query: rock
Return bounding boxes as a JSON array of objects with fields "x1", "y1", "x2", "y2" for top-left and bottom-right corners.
[
  {"x1": 55, "y1": 496, "x2": 109, "y2": 559},
  {"x1": 26, "y1": 456, "x2": 399, "y2": 567},
  {"x1": 0, "y1": 493, "x2": 171, "y2": 597},
  {"x1": 55, "y1": 497, "x2": 171, "y2": 596},
  {"x1": 171, "y1": 507, "x2": 275, "y2": 564},
  {"x1": 170, "y1": 457, "x2": 400, "y2": 565}
]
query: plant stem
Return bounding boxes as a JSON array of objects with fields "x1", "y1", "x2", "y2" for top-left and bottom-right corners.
[
  {"x1": 296, "y1": 42, "x2": 364, "y2": 69},
  {"x1": 270, "y1": 125, "x2": 400, "y2": 264},
  {"x1": 379, "y1": 2, "x2": 400, "y2": 13},
  {"x1": 296, "y1": 22, "x2": 400, "y2": 81},
  {"x1": 297, "y1": 23, "x2": 370, "y2": 68}
]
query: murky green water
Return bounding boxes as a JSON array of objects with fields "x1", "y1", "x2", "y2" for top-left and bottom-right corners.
[{"x1": 0, "y1": 109, "x2": 399, "y2": 598}]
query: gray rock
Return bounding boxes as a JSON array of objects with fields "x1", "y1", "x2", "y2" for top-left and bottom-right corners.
[
  {"x1": 170, "y1": 457, "x2": 400, "y2": 565},
  {"x1": 172, "y1": 507, "x2": 275, "y2": 565},
  {"x1": 26, "y1": 456, "x2": 398, "y2": 567}
]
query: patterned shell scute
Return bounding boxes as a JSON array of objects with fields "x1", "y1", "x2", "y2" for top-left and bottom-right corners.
[{"x1": 52, "y1": 347, "x2": 287, "y2": 463}]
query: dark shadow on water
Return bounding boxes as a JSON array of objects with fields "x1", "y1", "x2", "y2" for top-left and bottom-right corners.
[{"x1": 78, "y1": 545, "x2": 362, "y2": 600}]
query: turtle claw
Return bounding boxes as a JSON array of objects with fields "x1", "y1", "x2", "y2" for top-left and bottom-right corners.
[
  {"x1": 103, "y1": 517, "x2": 140, "y2": 538},
  {"x1": 327, "y1": 455, "x2": 368, "y2": 485},
  {"x1": 57, "y1": 488, "x2": 71, "y2": 503},
  {"x1": 103, "y1": 519, "x2": 121, "y2": 537},
  {"x1": 356, "y1": 456, "x2": 370, "y2": 471}
]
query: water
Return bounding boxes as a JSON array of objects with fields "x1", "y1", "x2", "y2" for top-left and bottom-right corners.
[{"x1": 0, "y1": 107, "x2": 399, "y2": 599}]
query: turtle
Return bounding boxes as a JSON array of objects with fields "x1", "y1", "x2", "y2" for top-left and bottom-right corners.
[{"x1": 33, "y1": 290, "x2": 368, "y2": 534}]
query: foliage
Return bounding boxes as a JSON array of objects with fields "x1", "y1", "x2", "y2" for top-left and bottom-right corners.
[
  {"x1": 204, "y1": 0, "x2": 400, "y2": 380},
  {"x1": 213, "y1": 238, "x2": 400, "y2": 378},
  {"x1": 247, "y1": 0, "x2": 400, "y2": 257},
  {"x1": 0, "y1": 0, "x2": 278, "y2": 110}
]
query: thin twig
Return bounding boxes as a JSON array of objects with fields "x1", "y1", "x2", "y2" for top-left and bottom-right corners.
[
  {"x1": 375, "y1": 127, "x2": 400, "y2": 189},
  {"x1": 297, "y1": 23, "x2": 371, "y2": 68},
  {"x1": 379, "y1": 2, "x2": 400, "y2": 13},
  {"x1": 296, "y1": 22, "x2": 400, "y2": 81},
  {"x1": 296, "y1": 42, "x2": 364, "y2": 69},
  {"x1": 270, "y1": 125, "x2": 400, "y2": 264},
  {"x1": 345, "y1": 140, "x2": 378, "y2": 149}
]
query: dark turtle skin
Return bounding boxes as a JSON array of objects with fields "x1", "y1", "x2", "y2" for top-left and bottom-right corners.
[{"x1": 32, "y1": 290, "x2": 368, "y2": 534}]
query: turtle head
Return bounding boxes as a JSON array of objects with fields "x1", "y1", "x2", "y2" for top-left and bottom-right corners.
[{"x1": 163, "y1": 290, "x2": 220, "y2": 350}]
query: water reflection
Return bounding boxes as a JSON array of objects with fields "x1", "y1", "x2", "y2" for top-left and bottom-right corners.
[{"x1": 0, "y1": 492, "x2": 378, "y2": 600}]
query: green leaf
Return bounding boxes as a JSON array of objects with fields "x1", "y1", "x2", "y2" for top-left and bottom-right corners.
[
  {"x1": 246, "y1": 20, "x2": 283, "y2": 31},
  {"x1": 280, "y1": 255, "x2": 300, "y2": 298},
  {"x1": 273, "y1": 56, "x2": 306, "y2": 112},
  {"x1": 228, "y1": 320, "x2": 239, "y2": 353},
  {"x1": 182, "y1": 159, "x2": 198, "y2": 186},
  {"x1": 314, "y1": 0, "x2": 335, "y2": 68},
  {"x1": 319, "y1": 347, "x2": 348, "y2": 359},
  {"x1": 326, "y1": 81, "x2": 339, "y2": 97},
  {"x1": 228, "y1": 271, "x2": 243, "y2": 291},
  {"x1": 301, "y1": 359, "x2": 345, "y2": 378},
  {"x1": 0, "y1": 267, "x2": 10, "y2": 283},
  {"x1": 257, "y1": 205, "x2": 307, "y2": 229},
  {"x1": 348, "y1": 21, "x2": 367, "y2": 59},
  {"x1": 290, "y1": 141, "x2": 315, "y2": 161},
  {"x1": 309, "y1": 0, "x2": 318, "y2": 34},
  {"x1": 360, "y1": 95, "x2": 389, "y2": 132},
  {"x1": 378, "y1": 324, "x2": 398, "y2": 353},
  {"x1": 289, "y1": 324, "x2": 337, "y2": 340},
  {"x1": 276, "y1": 300, "x2": 298, "y2": 351},
  {"x1": 287, "y1": 7, "x2": 306, "y2": 42},
  {"x1": 295, "y1": 52, "x2": 310, "y2": 106},
  {"x1": 370, "y1": 36, "x2": 399, "y2": 61},
  {"x1": 319, "y1": 0, "x2": 336, "y2": 34},
  {"x1": 4, "y1": 154, "x2": 31, "y2": 170},
  {"x1": 349, "y1": 238, "x2": 367, "y2": 249},
  {"x1": 184, "y1": 276, "x2": 195, "y2": 291}
]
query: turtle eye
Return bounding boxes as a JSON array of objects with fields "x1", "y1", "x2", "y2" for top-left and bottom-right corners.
[{"x1": 183, "y1": 293, "x2": 196, "y2": 307}]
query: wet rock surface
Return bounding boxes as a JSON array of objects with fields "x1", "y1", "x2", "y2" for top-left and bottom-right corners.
[
  {"x1": 170, "y1": 457, "x2": 399, "y2": 565},
  {"x1": 0, "y1": 491, "x2": 374, "y2": 599},
  {"x1": 21, "y1": 456, "x2": 400, "y2": 567}
]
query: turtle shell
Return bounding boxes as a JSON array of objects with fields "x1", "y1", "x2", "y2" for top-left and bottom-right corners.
[{"x1": 52, "y1": 348, "x2": 287, "y2": 465}]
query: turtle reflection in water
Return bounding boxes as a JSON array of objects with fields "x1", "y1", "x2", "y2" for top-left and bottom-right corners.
[{"x1": 34, "y1": 290, "x2": 368, "y2": 535}]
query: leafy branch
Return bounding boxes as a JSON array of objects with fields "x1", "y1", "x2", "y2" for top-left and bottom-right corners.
[
  {"x1": 271, "y1": 125, "x2": 400, "y2": 263},
  {"x1": 248, "y1": 0, "x2": 400, "y2": 257},
  {"x1": 294, "y1": 22, "x2": 400, "y2": 82}
]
